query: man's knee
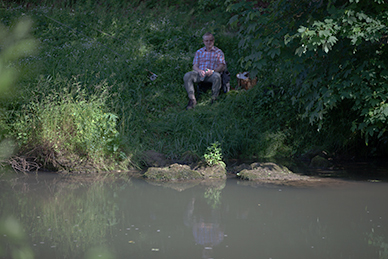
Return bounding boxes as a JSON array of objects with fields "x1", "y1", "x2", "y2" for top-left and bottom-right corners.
[
  {"x1": 183, "y1": 72, "x2": 189, "y2": 82},
  {"x1": 213, "y1": 71, "x2": 221, "y2": 79},
  {"x1": 184, "y1": 71, "x2": 196, "y2": 82},
  {"x1": 210, "y1": 72, "x2": 221, "y2": 85}
]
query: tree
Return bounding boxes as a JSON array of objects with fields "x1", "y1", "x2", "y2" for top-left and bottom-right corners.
[{"x1": 229, "y1": 0, "x2": 388, "y2": 153}]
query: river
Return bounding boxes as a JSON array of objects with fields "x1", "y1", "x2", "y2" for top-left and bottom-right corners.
[{"x1": 0, "y1": 167, "x2": 387, "y2": 259}]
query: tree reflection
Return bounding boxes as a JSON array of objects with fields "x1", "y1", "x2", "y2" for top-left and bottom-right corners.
[
  {"x1": 367, "y1": 232, "x2": 388, "y2": 259},
  {"x1": 1, "y1": 176, "x2": 121, "y2": 258}
]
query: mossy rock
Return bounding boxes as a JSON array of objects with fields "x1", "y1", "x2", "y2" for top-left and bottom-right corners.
[
  {"x1": 197, "y1": 164, "x2": 227, "y2": 179},
  {"x1": 144, "y1": 163, "x2": 202, "y2": 181},
  {"x1": 237, "y1": 162, "x2": 308, "y2": 181},
  {"x1": 229, "y1": 163, "x2": 251, "y2": 174}
]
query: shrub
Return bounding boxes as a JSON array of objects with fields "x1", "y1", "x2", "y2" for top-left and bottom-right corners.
[
  {"x1": 12, "y1": 76, "x2": 123, "y2": 171},
  {"x1": 204, "y1": 141, "x2": 225, "y2": 167}
]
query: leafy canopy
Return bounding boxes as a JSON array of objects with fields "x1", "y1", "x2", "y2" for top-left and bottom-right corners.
[{"x1": 229, "y1": 0, "x2": 388, "y2": 145}]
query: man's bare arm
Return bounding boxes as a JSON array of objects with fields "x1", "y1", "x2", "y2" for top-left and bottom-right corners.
[
  {"x1": 214, "y1": 63, "x2": 225, "y2": 73},
  {"x1": 193, "y1": 64, "x2": 201, "y2": 72}
]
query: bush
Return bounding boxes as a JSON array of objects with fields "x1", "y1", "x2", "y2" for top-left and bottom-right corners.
[
  {"x1": 204, "y1": 141, "x2": 224, "y2": 167},
  {"x1": 12, "y1": 76, "x2": 123, "y2": 171},
  {"x1": 228, "y1": 0, "x2": 388, "y2": 157}
]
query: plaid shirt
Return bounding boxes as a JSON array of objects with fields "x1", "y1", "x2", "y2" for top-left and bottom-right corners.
[{"x1": 193, "y1": 46, "x2": 225, "y2": 71}]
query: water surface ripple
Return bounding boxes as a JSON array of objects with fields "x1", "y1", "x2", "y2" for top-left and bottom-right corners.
[{"x1": 1, "y1": 171, "x2": 387, "y2": 259}]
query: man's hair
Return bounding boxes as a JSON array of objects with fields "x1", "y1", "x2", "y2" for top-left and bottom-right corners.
[{"x1": 203, "y1": 32, "x2": 214, "y2": 39}]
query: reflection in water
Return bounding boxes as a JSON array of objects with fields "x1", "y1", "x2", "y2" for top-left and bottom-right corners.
[
  {"x1": 0, "y1": 173, "x2": 120, "y2": 258},
  {"x1": 184, "y1": 180, "x2": 227, "y2": 258},
  {"x1": 366, "y1": 232, "x2": 388, "y2": 259},
  {"x1": 1, "y1": 171, "x2": 388, "y2": 259}
]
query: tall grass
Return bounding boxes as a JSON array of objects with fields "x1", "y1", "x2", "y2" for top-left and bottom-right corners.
[
  {"x1": 1, "y1": 0, "x2": 299, "y2": 171},
  {"x1": 12, "y1": 76, "x2": 126, "y2": 171}
]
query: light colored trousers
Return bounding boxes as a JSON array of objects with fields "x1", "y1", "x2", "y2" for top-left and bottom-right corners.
[{"x1": 183, "y1": 71, "x2": 222, "y2": 99}]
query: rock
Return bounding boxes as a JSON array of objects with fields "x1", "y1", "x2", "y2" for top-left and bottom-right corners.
[
  {"x1": 230, "y1": 163, "x2": 250, "y2": 173},
  {"x1": 237, "y1": 162, "x2": 308, "y2": 181},
  {"x1": 309, "y1": 155, "x2": 333, "y2": 169},
  {"x1": 197, "y1": 164, "x2": 227, "y2": 179},
  {"x1": 144, "y1": 161, "x2": 227, "y2": 181},
  {"x1": 144, "y1": 163, "x2": 202, "y2": 181}
]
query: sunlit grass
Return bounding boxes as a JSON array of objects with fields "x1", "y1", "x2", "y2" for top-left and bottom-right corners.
[{"x1": 1, "y1": 0, "x2": 297, "y2": 171}]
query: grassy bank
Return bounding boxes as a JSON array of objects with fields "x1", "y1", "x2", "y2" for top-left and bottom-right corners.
[{"x1": 0, "y1": 0, "x2": 373, "y2": 172}]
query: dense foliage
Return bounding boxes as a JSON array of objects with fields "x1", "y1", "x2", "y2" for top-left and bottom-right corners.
[
  {"x1": 229, "y1": 0, "x2": 388, "y2": 154},
  {"x1": 0, "y1": 0, "x2": 387, "y2": 172}
]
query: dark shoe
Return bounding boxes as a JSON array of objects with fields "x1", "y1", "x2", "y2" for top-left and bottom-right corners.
[
  {"x1": 186, "y1": 98, "x2": 197, "y2": 110},
  {"x1": 210, "y1": 96, "x2": 217, "y2": 105}
]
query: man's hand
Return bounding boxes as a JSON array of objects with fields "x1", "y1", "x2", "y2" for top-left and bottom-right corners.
[
  {"x1": 198, "y1": 69, "x2": 213, "y2": 77},
  {"x1": 205, "y1": 69, "x2": 214, "y2": 76},
  {"x1": 199, "y1": 69, "x2": 206, "y2": 77}
]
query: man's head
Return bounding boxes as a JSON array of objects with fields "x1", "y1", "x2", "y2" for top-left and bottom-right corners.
[{"x1": 203, "y1": 32, "x2": 215, "y2": 51}]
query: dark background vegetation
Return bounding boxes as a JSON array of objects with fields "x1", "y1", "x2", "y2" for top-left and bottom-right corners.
[{"x1": 0, "y1": 0, "x2": 387, "y2": 172}]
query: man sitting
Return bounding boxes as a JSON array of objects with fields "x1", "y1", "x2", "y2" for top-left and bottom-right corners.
[{"x1": 183, "y1": 32, "x2": 226, "y2": 110}]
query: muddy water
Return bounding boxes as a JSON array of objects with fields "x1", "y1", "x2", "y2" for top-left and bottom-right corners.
[{"x1": 0, "y1": 170, "x2": 387, "y2": 259}]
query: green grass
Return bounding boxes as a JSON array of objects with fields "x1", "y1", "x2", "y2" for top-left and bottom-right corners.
[{"x1": 0, "y1": 0, "x2": 298, "y2": 171}]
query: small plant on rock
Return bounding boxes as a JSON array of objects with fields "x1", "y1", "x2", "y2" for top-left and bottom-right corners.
[{"x1": 204, "y1": 141, "x2": 225, "y2": 167}]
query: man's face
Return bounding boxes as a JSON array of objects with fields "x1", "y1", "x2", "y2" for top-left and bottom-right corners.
[{"x1": 203, "y1": 35, "x2": 214, "y2": 50}]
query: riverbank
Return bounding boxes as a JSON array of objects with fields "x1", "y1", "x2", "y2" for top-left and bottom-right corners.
[
  {"x1": 1, "y1": 1, "x2": 387, "y2": 175},
  {"x1": 48, "y1": 152, "x2": 386, "y2": 189}
]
